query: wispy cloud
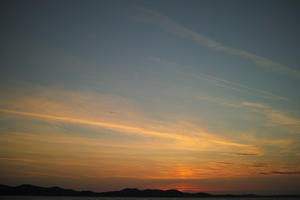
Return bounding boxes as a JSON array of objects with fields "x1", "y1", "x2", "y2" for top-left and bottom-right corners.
[
  {"x1": 0, "y1": 108, "x2": 191, "y2": 142},
  {"x1": 212, "y1": 161, "x2": 267, "y2": 170},
  {"x1": 234, "y1": 153, "x2": 260, "y2": 156},
  {"x1": 194, "y1": 95, "x2": 300, "y2": 130},
  {"x1": 186, "y1": 72, "x2": 286, "y2": 101},
  {"x1": 0, "y1": 88, "x2": 260, "y2": 155},
  {"x1": 0, "y1": 108, "x2": 259, "y2": 154},
  {"x1": 0, "y1": 130, "x2": 261, "y2": 180},
  {"x1": 242, "y1": 102, "x2": 269, "y2": 109},
  {"x1": 242, "y1": 101, "x2": 300, "y2": 127},
  {"x1": 0, "y1": 157, "x2": 39, "y2": 163},
  {"x1": 243, "y1": 163, "x2": 267, "y2": 169},
  {"x1": 198, "y1": 96, "x2": 241, "y2": 108},
  {"x1": 137, "y1": 7, "x2": 300, "y2": 79},
  {"x1": 261, "y1": 171, "x2": 300, "y2": 175},
  {"x1": 213, "y1": 161, "x2": 233, "y2": 165},
  {"x1": 271, "y1": 171, "x2": 300, "y2": 175},
  {"x1": 240, "y1": 133, "x2": 296, "y2": 155},
  {"x1": 149, "y1": 56, "x2": 286, "y2": 101}
]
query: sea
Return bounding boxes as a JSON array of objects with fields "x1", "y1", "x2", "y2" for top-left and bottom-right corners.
[{"x1": 0, "y1": 197, "x2": 297, "y2": 200}]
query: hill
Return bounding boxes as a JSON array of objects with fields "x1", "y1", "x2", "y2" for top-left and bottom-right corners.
[{"x1": 1, "y1": 184, "x2": 299, "y2": 198}]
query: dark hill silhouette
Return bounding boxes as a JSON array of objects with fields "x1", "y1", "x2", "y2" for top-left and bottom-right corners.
[
  {"x1": 100, "y1": 188, "x2": 211, "y2": 197},
  {"x1": 0, "y1": 184, "x2": 97, "y2": 196},
  {"x1": 1, "y1": 184, "x2": 300, "y2": 198}
]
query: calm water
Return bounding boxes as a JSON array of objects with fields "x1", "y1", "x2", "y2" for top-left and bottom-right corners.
[{"x1": 0, "y1": 197, "x2": 296, "y2": 200}]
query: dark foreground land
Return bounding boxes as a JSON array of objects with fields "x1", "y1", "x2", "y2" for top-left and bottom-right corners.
[{"x1": 0, "y1": 184, "x2": 299, "y2": 198}]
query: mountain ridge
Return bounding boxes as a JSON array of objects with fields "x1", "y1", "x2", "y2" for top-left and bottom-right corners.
[{"x1": 0, "y1": 184, "x2": 299, "y2": 197}]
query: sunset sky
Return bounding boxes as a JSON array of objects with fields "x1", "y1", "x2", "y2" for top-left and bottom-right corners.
[{"x1": 1, "y1": 0, "x2": 300, "y2": 194}]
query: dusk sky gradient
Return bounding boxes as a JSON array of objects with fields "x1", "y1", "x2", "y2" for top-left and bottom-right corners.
[{"x1": 1, "y1": 0, "x2": 300, "y2": 194}]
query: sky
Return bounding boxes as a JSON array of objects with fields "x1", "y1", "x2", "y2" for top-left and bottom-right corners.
[{"x1": 0, "y1": 0, "x2": 300, "y2": 195}]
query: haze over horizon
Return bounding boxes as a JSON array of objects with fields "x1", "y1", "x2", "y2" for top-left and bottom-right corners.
[{"x1": 1, "y1": 0, "x2": 300, "y2": 195}]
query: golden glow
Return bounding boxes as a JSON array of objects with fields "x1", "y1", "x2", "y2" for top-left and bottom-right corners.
[
  {"x1": 0, "y1": 87, "x2": 299, "y2": 193},
  {"x1": 0, "y1": 108, "x2": 259, "y2": 154}
]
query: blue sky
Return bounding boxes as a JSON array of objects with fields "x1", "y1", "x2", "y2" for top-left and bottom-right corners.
[{"x1": 0, "y1": 0, "x2": 300, "y2": 194}]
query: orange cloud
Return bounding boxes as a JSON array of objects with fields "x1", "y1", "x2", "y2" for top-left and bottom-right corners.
[
  {"x1": 0, "y1": 87, "x2": 271, "y2": 181},
  {"x1": 0, "y1": 109, "x2": 191, "y2": 141},
  {"x1": 0, "y1": 108, "x2": 259, "y2": 155},
  {"x1": 242, "y1": 101, "x2": 300, "y2": 126}
]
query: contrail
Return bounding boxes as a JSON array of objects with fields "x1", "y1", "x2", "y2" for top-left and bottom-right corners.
[
  {"x1": 0, "y1": 108, "x2": 252, "y2": 148},
  {"x1": 137, "y1": 7, "x2": 300, "y2": 79}
]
